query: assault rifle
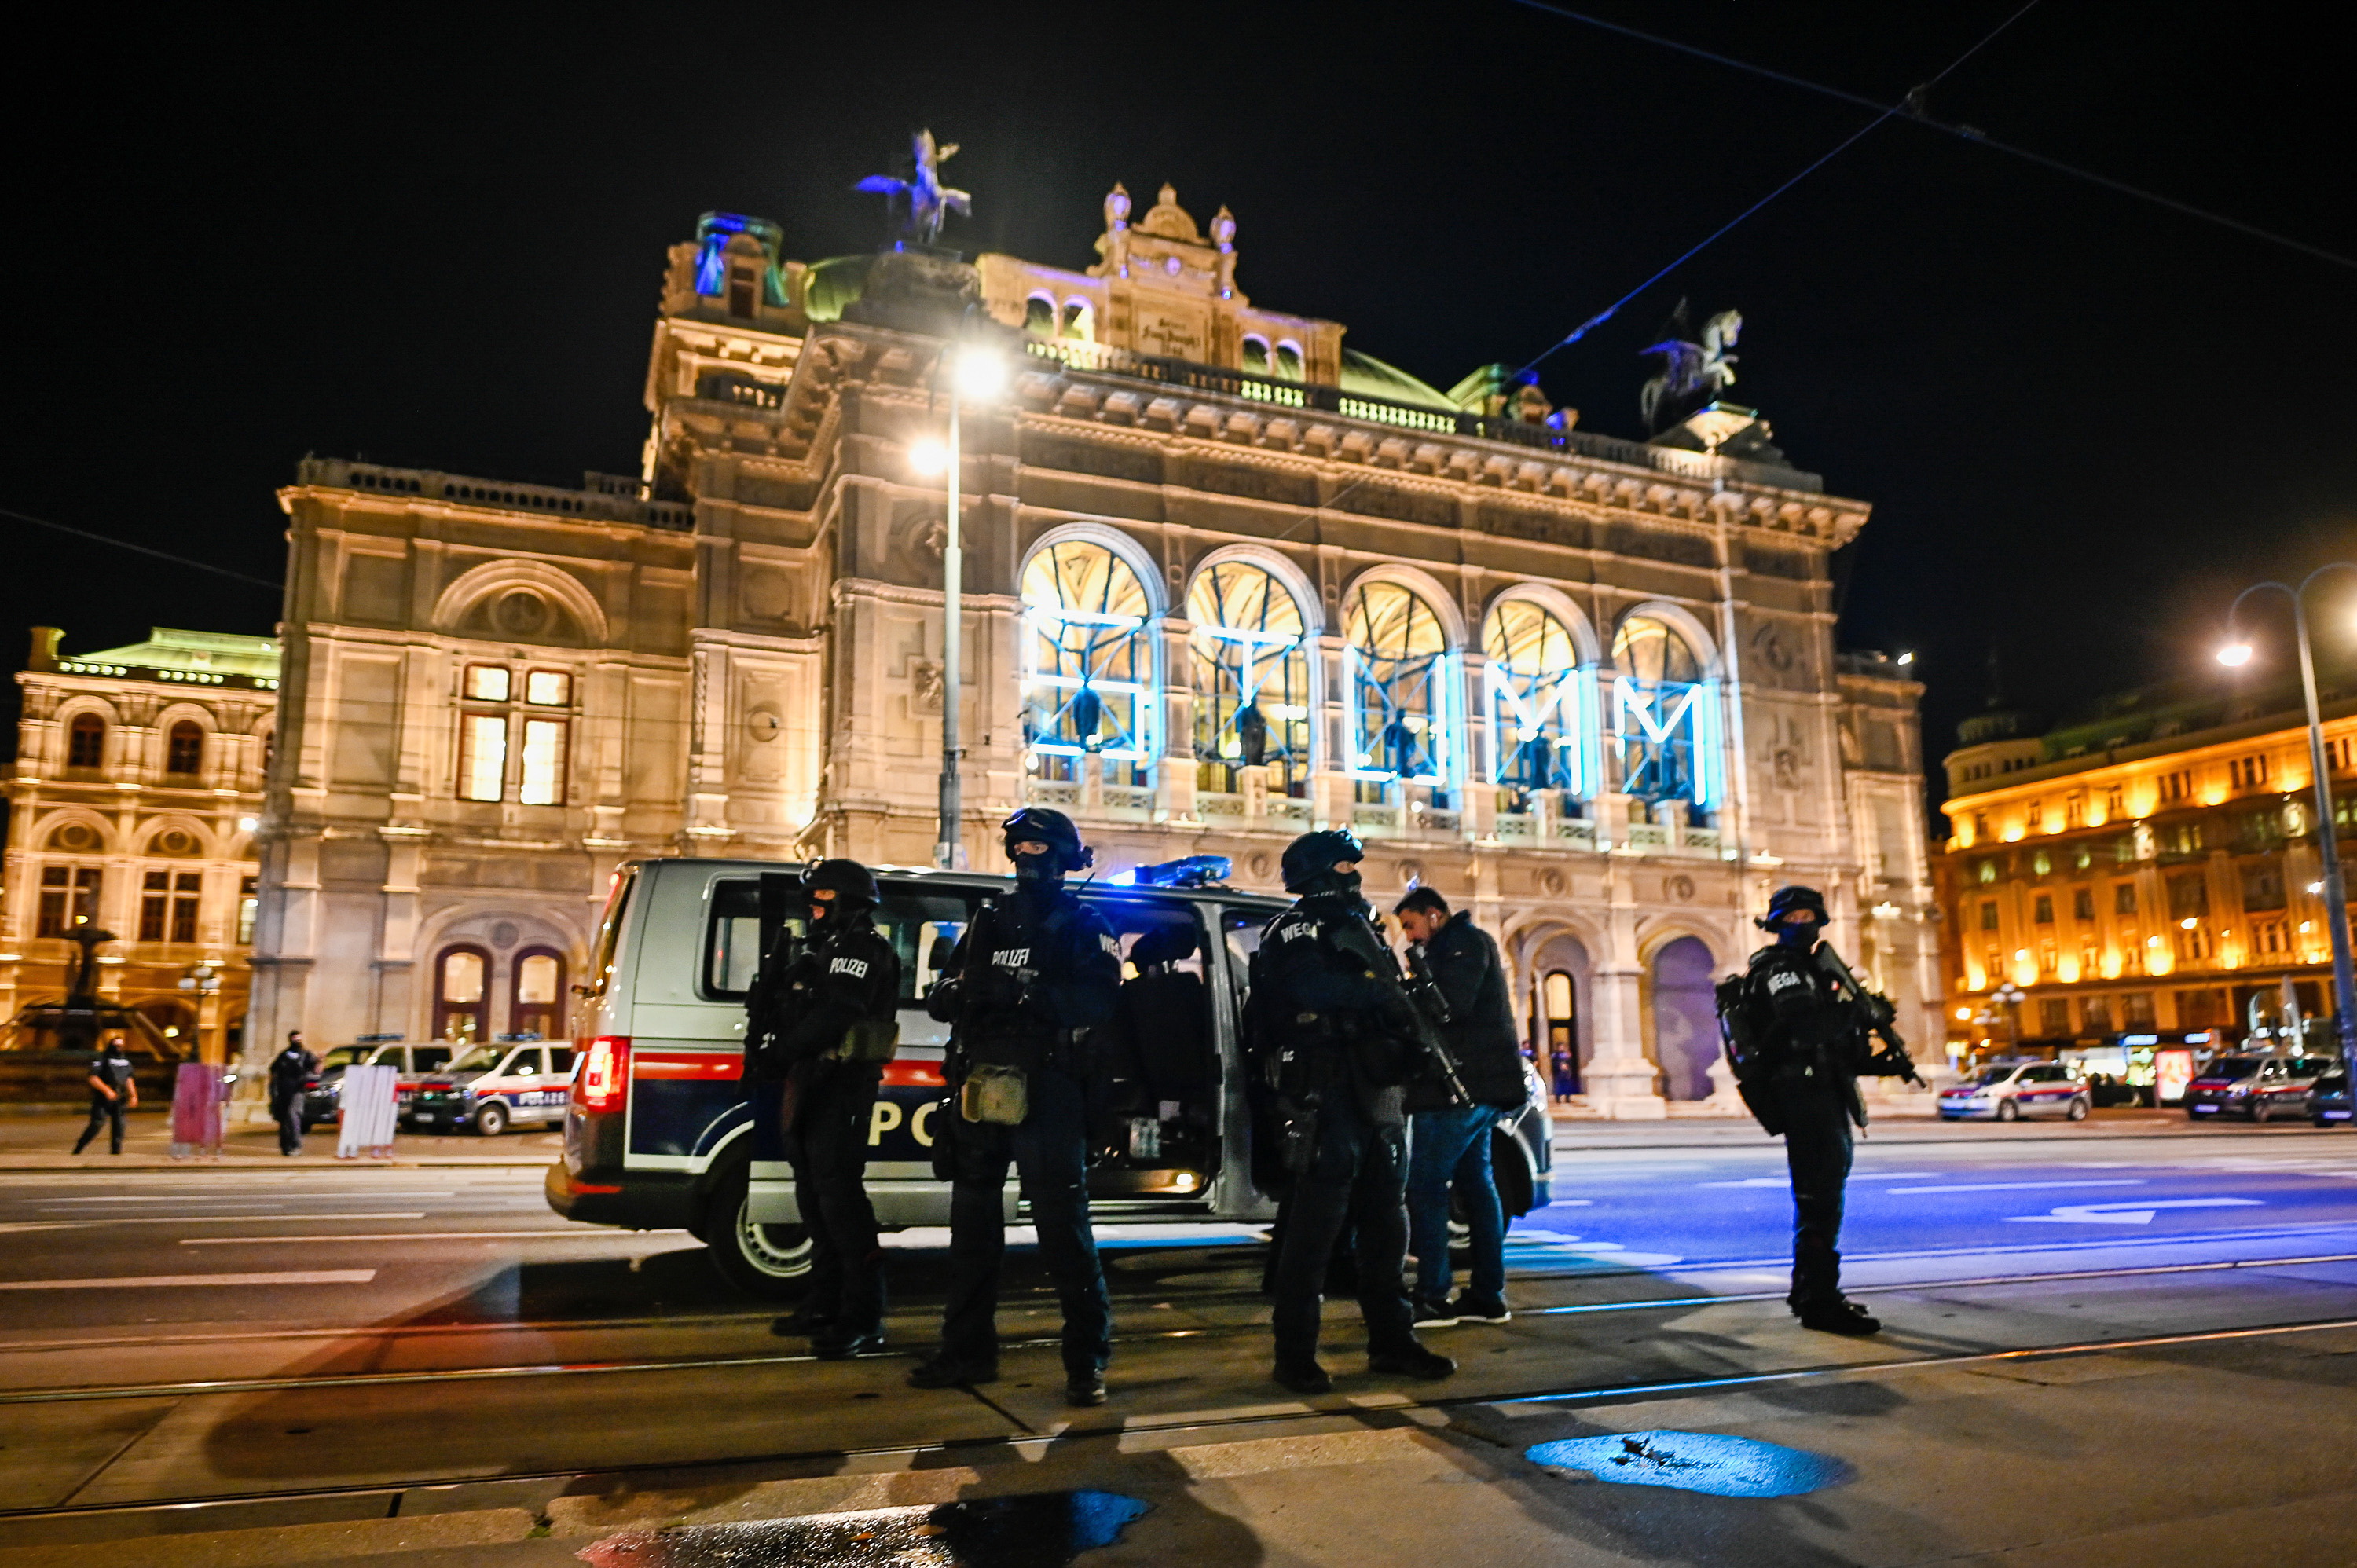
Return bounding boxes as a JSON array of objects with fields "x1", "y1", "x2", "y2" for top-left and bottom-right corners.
[
  {"x1": 1810, "y1": 944, "x2": 1926, "y2": 1089},
  {"x1": 1396, "y1": 941, "x2": 1474, "y2": 1107}
]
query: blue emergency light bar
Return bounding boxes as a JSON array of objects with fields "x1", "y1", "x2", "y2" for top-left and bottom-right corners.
[{"x1": 1128, "y1": 855, "x2": 1233, "y2": 889}]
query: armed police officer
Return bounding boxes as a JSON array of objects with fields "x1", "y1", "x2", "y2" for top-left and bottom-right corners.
[
  {"x1": 1251, "y1": 830, "x2": 1456, "y2": 1394},
  {"x1": 912, "y1": 808, "x2": 1121, "y2": 1407},
  {"x1": 1721, "y1": 885, "x2": 1919, "y2": 1336},
  {"x1": 743, "y1": 859, "x2": 901, "y2": 1358}
]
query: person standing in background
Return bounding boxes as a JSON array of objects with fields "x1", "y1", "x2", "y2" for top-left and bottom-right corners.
[
  {"x1": 72, "y1": 1034, "x2": 137, "y2": 1156},
  {"x1": 269, "y1": 1031, "x2": 320, "y2": 1156}
]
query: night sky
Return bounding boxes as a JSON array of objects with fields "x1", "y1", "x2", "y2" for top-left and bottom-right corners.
[{"x1": 5, "y1": 3, "x2": 2349, "y2": 811}]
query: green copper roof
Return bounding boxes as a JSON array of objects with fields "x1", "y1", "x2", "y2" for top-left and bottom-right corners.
[
  {"x1": 800, "y1": 255, "x2": 874, "y2": 323},
  {"x1": 72, "y1": 628, "x2": 280, "y2": 680},
  {"x1": 1338, "y1": 348, "x2": 1455, "y2": 411}
]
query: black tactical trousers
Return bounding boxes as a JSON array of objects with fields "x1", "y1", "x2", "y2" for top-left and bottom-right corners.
[
  {"x1": 1270, "y1": 1090, "x2": 1416, "y2": 1367},
  {"x1": 941, "y1": 1066, "x2": 1111, "y2": 1376},
  {"x1": 1772, "y1": 1072, "x2": 1856, "y2": 1308},
  {"x1": 273, "y1": 1097, "x2": 304, "y2": 1156},
  {"x1": 783, "y1": 1062, "x2": 887, "y2": 1329},
  {"x1": 73, "y1": 1096, "x2": 125, "y2": 1155}
]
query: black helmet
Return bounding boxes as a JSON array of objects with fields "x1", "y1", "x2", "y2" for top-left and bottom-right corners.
[
  {"x1": 1001, "y1": 807, "x2": 1093, "y2": 876},
  {"x1": 802, "y1": 858, "x2": 879, "y2": 910},
  {"x1": 1758, "y1": 885, "x2": 1831, "y2": 930},
  {"x1": 1281, "y1": 829, "x2": 1365, "y2": 894}
]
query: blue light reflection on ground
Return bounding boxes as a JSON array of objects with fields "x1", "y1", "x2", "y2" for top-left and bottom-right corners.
[{"x1": 1526, "y1": 1431, "x2": 1852, "y2": 1498}]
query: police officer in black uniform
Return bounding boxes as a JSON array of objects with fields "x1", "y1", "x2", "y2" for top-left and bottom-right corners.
[
  {"x1": 911, "y1": 808, "x2": 1121, "y2": 1406},
  {"x1": 1734, "y1": 885, "x2": 1908, "y2": 1335},
  {"x1": 1251, "y1": 829, "x2": 1455, "y2": 1393},
  {"x1": 744, "y1": 859, "x2": 901, "y2": 1357}
]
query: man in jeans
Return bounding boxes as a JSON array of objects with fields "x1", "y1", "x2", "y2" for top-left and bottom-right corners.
[{"x1": 1395, "y1": 888, "x2": 1528, "y2": 1327}]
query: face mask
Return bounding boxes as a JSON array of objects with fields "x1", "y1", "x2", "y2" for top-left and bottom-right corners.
[
  {"x1": 1012, "y1": 852, "x2": 1061, "y2": 888},
  {"x1": 1776, "y1": 918, "x2": 1820, "y2": 950}
]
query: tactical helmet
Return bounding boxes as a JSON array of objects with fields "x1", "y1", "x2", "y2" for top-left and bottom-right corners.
[
  {"x1": 801, "y1": 858, "x2": 880, "y2": 910},
  {"x1": 1281, "y1": 829, "x2": 1365, "y2": 894},
  {"x1": 1129, "y1": 924, "x2": 1200, "y2": 969},
  {"x1": 1758, "y1": 885, "x2": 1831, "y2": 930},
  {"x1": 1001, "y1": 806, "x2": 1093, "y2": 874}
]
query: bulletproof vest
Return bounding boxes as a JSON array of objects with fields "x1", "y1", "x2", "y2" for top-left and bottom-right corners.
[{"x1": 961, "y1": 892, "x2": 1071, "y2": 1070}]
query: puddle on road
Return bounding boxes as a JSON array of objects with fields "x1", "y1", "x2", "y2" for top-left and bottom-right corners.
[
  {"x1": 577, "y1": 1489, "x2": 1150, "y2": 1566},
  {"x1": 1525, "y1": 1431, "x2": 1850, "y2": 1498}
]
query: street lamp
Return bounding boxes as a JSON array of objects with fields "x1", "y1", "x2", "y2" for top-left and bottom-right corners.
[
  {"x1": 2217, "y1": 565, "x2": 2357, "y2": 1061},
  {"x1": 1991, "y1": 980, "x2": 2025, "y2": 1051},
  {"x1": 921, "y1": 344, "x2": 1005, "y2": 870}
]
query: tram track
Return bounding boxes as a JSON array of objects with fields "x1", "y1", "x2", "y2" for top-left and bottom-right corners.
[
  {"x1": 4, "y1": 1310, "x2": 2353, "y2": 1526},
  {"x1": 2, "y1": 1247, "x2": 2352, "y2": 1407}
]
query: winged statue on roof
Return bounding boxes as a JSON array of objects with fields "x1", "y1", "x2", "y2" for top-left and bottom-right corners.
[{"x1": 855, "y1": 130, "x2": 972, "y2": 247}]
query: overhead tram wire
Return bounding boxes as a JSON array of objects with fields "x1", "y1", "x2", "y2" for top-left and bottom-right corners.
[
  {"x1": 1512, "y1": 0, "x2": 2047, "y2": 378},
  {"x1": 1, "y1": 504, "x2": 284, "y2": 592},
  {"x1": 1508, "y1": 0, "x2": 2357, "y2": 276}
]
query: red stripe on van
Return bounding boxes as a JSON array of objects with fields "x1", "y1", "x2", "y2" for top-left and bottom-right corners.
[
  {"x1": 633, "y1": 1054, "x2": 742, "y2": 1081},
  {"x1": 882, "y1": 1061, "x2": 947, "y2": 1088}
]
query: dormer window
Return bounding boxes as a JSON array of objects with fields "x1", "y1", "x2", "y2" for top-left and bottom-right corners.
[{"x1": 728, "y1": 264, "x2": 756, "y2": 319}]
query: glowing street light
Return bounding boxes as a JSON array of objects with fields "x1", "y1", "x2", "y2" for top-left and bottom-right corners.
[
  {"x1": 2219, "y1": 565, "x2": 2357, "y2": 1060},
  {"x1": 921, "y1": 345, "x2": 1007, "y2": 870}
]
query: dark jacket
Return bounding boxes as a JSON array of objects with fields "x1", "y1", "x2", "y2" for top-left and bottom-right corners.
[
  {"x1": 1745, "y1": 942, "x2": 1865, "y2": 1071},
  {"x1": 268, "y1": 1046, "x2": 319, "y2": 1112},
  {"x1": 1405, "y1": 911, "x2": 1528, "y2": 1112},
  {"x1": 742, "y1": 913, "x2": 901, "y2": 1084},
  {"x1": 1248, "y1": 892, "x2": 1419, "y2": 1119}
]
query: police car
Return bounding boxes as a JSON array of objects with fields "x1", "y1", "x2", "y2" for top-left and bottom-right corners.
[
  {"x1": 2183, "y1": 1054, "x2": 2335, "y2": 1122},
  {"x1": 545, "y1": 856, "x2": 1556, "y2": 1297},
  {"x1": 1937, "y1": 1060, "x2": 2091, "y2": 1122},
  {"x1": 401, "y1": 1040, "x2": 577, "y2": 1136},
  {"x1": 302, "y1": 1040, "x2": 458, "y2": 1128}
]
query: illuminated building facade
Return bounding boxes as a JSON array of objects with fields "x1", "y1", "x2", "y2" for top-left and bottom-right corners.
[
  {"x1": 1938, "y1": 688, "x2": 2357, "y2": 1051},
  {"x1": 250, "y1": 185, "x2": 1938, "y2": 1116},
  {"x1": 2, "y1": 628, "x2": 279, "y2": 1064}
]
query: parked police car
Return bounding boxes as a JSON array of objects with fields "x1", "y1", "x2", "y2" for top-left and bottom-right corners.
[
  {"x1": 302, "y1": 1040, "x2": 459, "y2": 1129},
  {"x1": 545, "y1": 856, "x2": 1556, "y2": 1296},
  {"x1": 2183, "y1": 1054, "x2": 2336, "y2": 1122},
  {"x1": 1937, "y1": 1060, "x2": 2091, "y2": 1122},
  {"x1": 401, "y1": 1040, "x2": 576, "y2": 1136}
]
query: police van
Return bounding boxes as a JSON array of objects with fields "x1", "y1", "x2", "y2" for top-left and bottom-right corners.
[{"x1": 545, "y1": 856, "x2": 1555, "y2": 1296}]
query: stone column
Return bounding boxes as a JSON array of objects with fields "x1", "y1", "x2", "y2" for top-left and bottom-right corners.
[{"x1": 1584, "y1": 892, "x2": 1666, "y2": 1118}]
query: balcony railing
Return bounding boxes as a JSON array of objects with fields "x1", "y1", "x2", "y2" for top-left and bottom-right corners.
[
  {"x1": 1022, "y1": 339, "x2": 1820, "y2": 492},
  {"x1": 302, "y1": 458, "x2": 695, "y2": 532}
]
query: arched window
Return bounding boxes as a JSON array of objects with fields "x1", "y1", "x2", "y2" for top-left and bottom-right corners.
[
  {"x1": 67, "y1": 713, "x2": 104, "y2": 769},
  {"x1": 1541, "y1": 969, "x2": 1579, "y2": 1097},
  {"x1": 1020, "y1": 537, "x2": 1156, "y2": 786},
  {"x1": 1484, "y1": 599, "x2": 1593, "y2": 805},
  {"x1": 434, "y1": 946, "x2": 490, "y2": 1044},
  {"x1": 510, "y1": 948, "x2": 566, "y2": 1040},
  {"x1": 1189, "y1": 560, "x2": 1313, "y2": 798},
  {"x1": 166, "y1": 720, "x2": 203, "y2": 776},
  {"x1": 1274, "y1": 341, "x2": 1303, "y2": 381},
  {"x1": 1023, "y1": 294, "x2": 1055, "y2": 335},
  {"x1": 1241, "y1": 335, "x2": 1270, "y2": 375},
  {"x1": 1342, "y1": 579, "x2": 1454, "y2": 805},
  {"x1": 1060, "y1": 299, "x2": 1094, "y2": 342},
  {"x1": 1611, "y1": 614, "x2": 1720, "y2": 817}
]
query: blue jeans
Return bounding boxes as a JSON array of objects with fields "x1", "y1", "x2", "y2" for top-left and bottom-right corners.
[{"x1": 1407, "y1": 1105, "x2": 1506, "y2": 1302}]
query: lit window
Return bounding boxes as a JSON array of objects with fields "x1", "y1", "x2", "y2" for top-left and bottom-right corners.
[
  {"x1": 1484, "y1": 598, "x2": 1593, "y2": 803},
  {"x1": 1024, "y1": 295, "x2": 1055, "y2": 334},
  {"x1": 1189, "y1": 560, "x2": 1312, "y2": 799},
  {"x1": 458, "y1": 714, "x2": 507, "y2": 802},
  {"x1": 435, "y1": 947, "x2": 488, "y2": 1043},
  {"x1": 1611, "y1": 615, "x2": 1718, "y2": 818},
  {"x1": 237, "y1": 876, "x2": 258, "y2": 945},
  {"x1": 1274, "y1": 341, "x2": 1303, "y2": 381},
  {"x1": 1342, "y1": 579, "x2": 1453, "y2": 804},
  {"x1": 519, "y1": 718, "x2": 568, "y2": 805},
  {"x1": 1020, "y1": 539, "x2": 1156, "y2": 788},
  {"x1": 524, "y1": 670, "x2": 572, "y2": 706},
  {"x1": 1241, "y1": 335, "x2": 1270, "y2": 375},
  {"x1": 465, "y1": 665, "x2": 511, "y2": 702},
  {"x1": 1060, "y1": 299, "x2": 1094, "y2": 342}
]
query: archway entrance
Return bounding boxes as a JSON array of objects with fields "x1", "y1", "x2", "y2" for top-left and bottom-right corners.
[
  {"x1": 1651, "y1": 936, "x2": 1719, "y2": 1101},
  {"x1": 1521, "y1": 932, "x2": 1592, "y2": 1101}
]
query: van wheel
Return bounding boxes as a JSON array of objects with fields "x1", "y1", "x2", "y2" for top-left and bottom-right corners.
[
  {"x1": 472, "y1": 1101, "x2": 510, "y2": 1137},
  {"x1": 1996, "y1": 1100, "x2": 2019, "y2": 1123},
  {"x1": 706, "y1": 1167, "x2": 812, "y2": 1298},
  {"x1": 2066, "y1": 1097, "x2": 2090, "y2": 1122}
]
